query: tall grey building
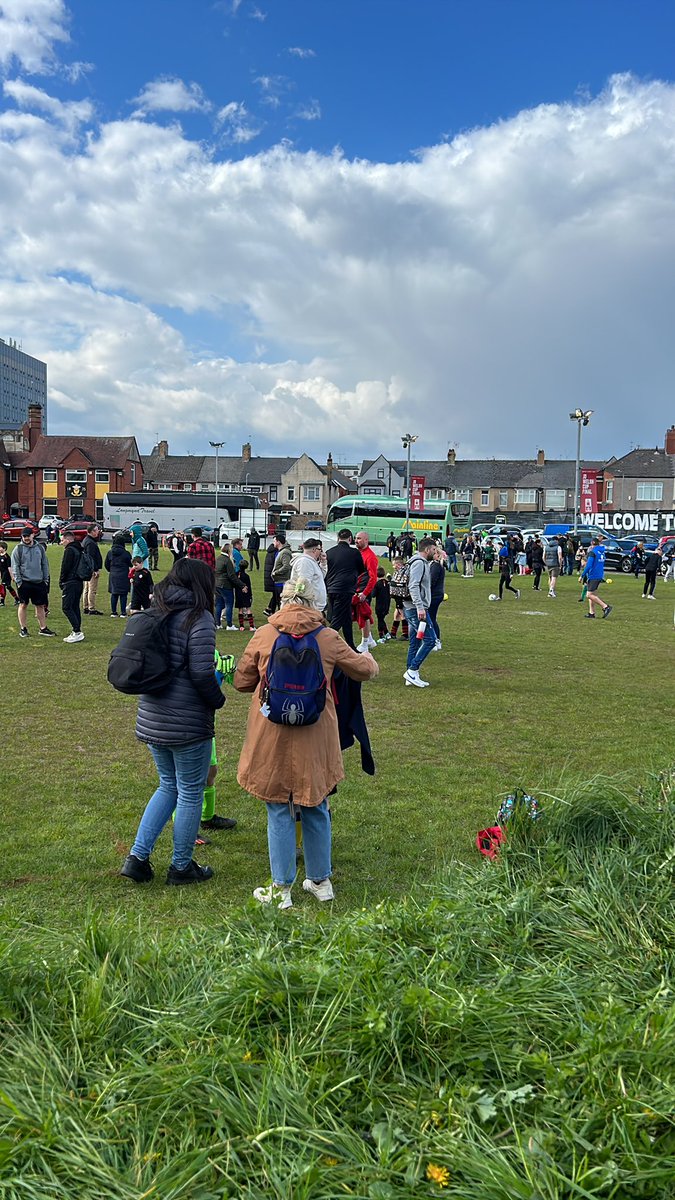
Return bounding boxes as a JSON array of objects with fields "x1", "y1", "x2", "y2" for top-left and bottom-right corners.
[{"x1": 0, "y1": 339, "x2": 47, "y2": 430}]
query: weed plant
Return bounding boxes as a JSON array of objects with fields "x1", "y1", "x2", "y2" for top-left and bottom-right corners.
[{"x1": 0, "y1": 782, "x2": 673, "y2": 1198}]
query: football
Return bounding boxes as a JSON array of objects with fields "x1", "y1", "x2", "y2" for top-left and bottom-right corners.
[{"x1": 488, "y1": 593, "x2": 498, "y2": 601}]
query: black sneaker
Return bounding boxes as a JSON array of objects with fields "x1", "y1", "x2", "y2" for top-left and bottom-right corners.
[
  {"x1": 602, "y1": 604, "x2": 613, "y2": 619},
  {"x1": 584, "y1": 613, "x2": 595, "y2": 619},
  {"x1": 19, "y1": 627, "x2": 29, "y2": 637},
  {"x1": 166, "y1": 859, "x2": 213, "y2": 885},
  {"x1": 201, "y1": 814, "x2": 237, "y2": 831},
  {"x1": 120, "y1": 854, "x2": 154, "y2": 883},
  {"x1": 39, "y1": 627, "x2": 57, "y2": 637}
]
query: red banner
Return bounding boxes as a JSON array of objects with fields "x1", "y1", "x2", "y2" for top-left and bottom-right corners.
[
  {"x1": 580, "y1": 469, "x2": 598, "y2": 514},
  {"x1": 409, "y1": 475, "x2": 425, "y2": 512}
]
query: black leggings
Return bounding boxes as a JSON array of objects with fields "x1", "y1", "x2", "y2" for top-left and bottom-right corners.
[
  {"x1": 643, "y1": 570, "x2": 657, "y2": 596},
  {"x1": 499, "y1": 573, "x2": 518, "y2": 598}
]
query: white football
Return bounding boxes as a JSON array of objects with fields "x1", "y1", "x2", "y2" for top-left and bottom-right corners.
[{"x1": 488, "y1": 593, "x2": 498, "y2": 601}]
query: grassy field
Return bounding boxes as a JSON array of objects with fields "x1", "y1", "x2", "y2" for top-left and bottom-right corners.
[
  {"x1": 1, "y1": 547, "x2": 674, "y2": 1197},
  {"x1": 1, "y1": 546, "x2": 673, "y2": 929}
]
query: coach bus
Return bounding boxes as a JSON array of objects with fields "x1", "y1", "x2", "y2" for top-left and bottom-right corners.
[
  {"x1": 326, "y1": 495, "x2": 472, "y2": 544},
  {"x1": 103, "y1": 492, "x2": 267, "y2": 538}
]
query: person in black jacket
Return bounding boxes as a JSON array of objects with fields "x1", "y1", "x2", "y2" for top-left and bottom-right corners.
[
  {"x1": 428, "y1": 547, "x2": 446, "y2": 649},
  {"x1": 246, "y1": 527, "x2": 261, "y2": 570},
  {"x1": 263, "y1": 541, "x2": 279, "y2": 615},
  {"x1": 120, "y1": 558, "x2": 226, "y2": 887},
  {"x1": 105, "y1": 534, "x2": 132, "y2": 616},
  {"x1": 145, "y1": 522, "x2": 160, "y2": 571},
  {"x1": 642, "y1": 546, "x2": 662, "y2": 599},
  {"x1": 530, "y1": 537, "x2": 544, "y2": 591},
  {"x1": 82, "y1": 523, "x2": 104, "y2": 616},
  {"x1": 325, "y1": 529, "x2": 366, "y2": 649},
  {"x1": 59, "y1": 528, "x2": 85, "y2": 642}
]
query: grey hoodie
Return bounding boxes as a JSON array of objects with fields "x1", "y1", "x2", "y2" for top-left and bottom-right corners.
[
  {"x1": 407, "y1": 551, "x2": 431, "y2": 609},
  {"x1": 10, "y1": 541, "x2": 49, "y2": 586}
]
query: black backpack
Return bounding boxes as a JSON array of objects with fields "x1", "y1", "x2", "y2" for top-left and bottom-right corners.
[
  {"x1": 107, "y1": 610, "x2": 182, "y2": 695},
  {"x1": 75, "y1": 547, "x2": 95, "y2": 581}
]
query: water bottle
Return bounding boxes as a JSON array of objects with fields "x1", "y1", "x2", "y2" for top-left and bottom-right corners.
[{"x1": 416, "y1": 619, "x2": 426, "y2": 641}]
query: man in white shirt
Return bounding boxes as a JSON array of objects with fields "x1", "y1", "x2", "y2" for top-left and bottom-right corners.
[{"x1": 289, "y1": 537, "x2": 327, "y2": 610}]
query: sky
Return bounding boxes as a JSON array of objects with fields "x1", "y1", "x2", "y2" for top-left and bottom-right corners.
[{"x1": 1, "y1": 0, "x2": 675, "y2": 466}]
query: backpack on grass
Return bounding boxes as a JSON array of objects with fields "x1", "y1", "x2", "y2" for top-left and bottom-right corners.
[
  {"x1": 260, "y1": 630, "x2": 327, "y2": 726},
  {"x1": 107, "y1": 610, "x2": 183, "y2": 695}
]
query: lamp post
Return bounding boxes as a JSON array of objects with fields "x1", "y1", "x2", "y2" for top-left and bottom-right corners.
[
  {"x1": 401, "y1": 433, "x2": 418, "y2": 533},
  {"x1": 568, "y1": 409, "x2": 593, "y2": 536},
  {"x1": 209, "y1": 440, "x2": 225, "y2": 535}
]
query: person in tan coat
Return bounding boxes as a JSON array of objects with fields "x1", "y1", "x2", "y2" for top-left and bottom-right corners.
[{"x1": 234, "y1": 577, "x2": 378, "y2": 909}]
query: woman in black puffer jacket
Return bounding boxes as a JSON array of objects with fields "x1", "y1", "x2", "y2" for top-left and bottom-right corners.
[{"x1": 120, "y1": 559, "x2": 225, "y2": 887}]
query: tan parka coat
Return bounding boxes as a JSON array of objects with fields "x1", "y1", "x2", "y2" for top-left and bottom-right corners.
[{"x1": 234, "y1": 605, "x2": 377, "y2": 805}]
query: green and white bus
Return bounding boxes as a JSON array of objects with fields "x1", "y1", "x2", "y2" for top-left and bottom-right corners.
[{"x1": 326, "y1": 495, "x2": 472, "y2": 544}]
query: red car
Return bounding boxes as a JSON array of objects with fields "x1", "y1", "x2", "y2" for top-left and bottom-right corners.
[
  {"x1": 0, "y1": 518, "x2": 39, "y2": 539},
  {"x1": 60, "y1": 518, "x2": 97, "y2": 543}
]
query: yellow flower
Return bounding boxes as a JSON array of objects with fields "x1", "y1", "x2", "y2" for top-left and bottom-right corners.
[
  {"x1": 242, "y1": 1050, "x2": 252, "y2": 1062},
  {"x1": 322, "y1": 1156, "x2": 338, "y2": 1166},
  {"x1": 426, "y1": 1163, "x2": 450, "y2": 1187}
]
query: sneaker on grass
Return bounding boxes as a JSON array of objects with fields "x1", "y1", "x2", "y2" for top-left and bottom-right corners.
[
  {"x1": 253, "y1": 884, "x2": 293, "y2": 910},
  {"x1": 404, "y1": 668, "x2": 430, "y2": 688},
  {"x1": 19, "y1": 627, "x2": 29, "y2": 637},
  {"x1": 201, "y1": 814, "x2": 237, "y2": 831},
  {"x1": 120, "y1": 854, "x2": 154, "y2": 883},
  {"x1": 63, "y1": 631, "x2": 85, "y2": 643},
  {"x1": 39, "y1": 627, "x2": 57, "y2": 636},
  {"x1": 302, "y1": 878, "x2": 334, "y2": 902},
  {"x1": 166, "y1": 860, "x2": 213, "y2": 886}
]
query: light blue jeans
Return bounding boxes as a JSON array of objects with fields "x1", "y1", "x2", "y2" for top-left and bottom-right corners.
[
  {"x1": 266, "y1": 798, "x2": 332, "y2": 886},
  {"x1": 131, "y1": 739, "x2": 213, "y2": 871},
  {"x1": 404, "y1": 606, "x2": 437, "y2": 672}
]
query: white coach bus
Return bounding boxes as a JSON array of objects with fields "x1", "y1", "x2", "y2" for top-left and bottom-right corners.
[{"x1": 103, "y1": 492, "x2": 268, "y2": 539}]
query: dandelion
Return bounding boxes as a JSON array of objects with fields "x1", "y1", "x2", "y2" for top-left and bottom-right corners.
[
  {"x1": 242, "y1": 1050, "x2": 252, "y2": 1062},
  {"x1": 426, "y1": 1163, "x2": 450, "y2": 1188},
  {"x1": 322, "y1": 1156, "x2": 338, "y2": 1166}
]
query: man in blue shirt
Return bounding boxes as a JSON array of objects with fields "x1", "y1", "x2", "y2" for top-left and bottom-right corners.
[{"x1": 582, "y1": 537, "x2": 613, "y2": 619}]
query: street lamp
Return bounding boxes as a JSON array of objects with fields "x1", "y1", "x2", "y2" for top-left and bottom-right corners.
[
  {"x1": 569, "y1": 409, "x2": 593, "y2": 536},
  {"x1": 209, "y1": 440, "x2": 225, "y2": 535},
  {"x1": 401, "y1": 433, "x2": 418, "y2": 533}
]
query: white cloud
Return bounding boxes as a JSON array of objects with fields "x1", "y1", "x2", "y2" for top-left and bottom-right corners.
[
  {"x1": 295, "y1": 99, "x2": 320, "y2": 121},
  {"x1": 4, "y1": 77, "x2": 92, "y2": 130},
  {"x1": 287, "y1": 47, "x2": 316, "y2": 59},
  {"x1": 1, "y1": 74, "x2": 675, "y2": 460},
  {"x1": 216, "y1": 100, "x2": 260, "y2": 144},
  {"x1": 132, "y1": 77, "x2": 210, "y2": 117},
  {"x1": 0, "y1": 0, "x2": 69, "y2": 75}
]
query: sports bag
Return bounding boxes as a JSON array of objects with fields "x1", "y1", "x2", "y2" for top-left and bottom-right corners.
[
  {"x1": 260, "y1": 629, "x2": 327, "y2": 726},
  {"x1": 107, "y1": 609, "x2": 183, "y2": 695},
  {"x1": 75, "y1": 548, "x2": 95, "y2": 581},
  {"x1": 389, "y1": 562, "x2": 411, "y2": 601}
]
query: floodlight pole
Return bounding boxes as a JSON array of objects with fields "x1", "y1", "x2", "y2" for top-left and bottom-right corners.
[
  {"x1": 569, "y1": 410, "x2": 593, "y2": 536},
  {"x1": 209, "y1": 440, "x2": 225, "y2": 533},
  {"x1": 401, "y1": 433, "x2": 418, "y2": 533}
]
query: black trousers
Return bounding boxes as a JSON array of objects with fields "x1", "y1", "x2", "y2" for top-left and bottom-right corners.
[
  {"x1": 643, "y1": 569, "x2": 657, "y2": 596},
  {"x1": 249, "y1": 550, "x2": 260, "y2": 569},
  {"x1": 62, "y1": 579, "x2": 84, "y2": 632},
  {"x1": 328, "y1": 591, "x2": 355, "y2": 648}
]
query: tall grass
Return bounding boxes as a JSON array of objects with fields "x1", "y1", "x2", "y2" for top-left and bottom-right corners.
[{"x1": 0, "y1": 779, "x2": 673, "y2": 1198}]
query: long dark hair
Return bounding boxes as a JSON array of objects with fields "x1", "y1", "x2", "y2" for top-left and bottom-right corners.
[{"x1": 153, "y1": 558, "x2": 215, "y2": 629}]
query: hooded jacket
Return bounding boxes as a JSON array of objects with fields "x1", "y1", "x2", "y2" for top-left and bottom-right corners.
[
  {"x1": 407, "y1": 551, "x2": 432, "y2": 609},
  {"x1": 135, "y1": 583, "x2": 225, "y2": 746},
  {"x1": 234, "y1": 604, "x2": 376, "y2": 805},
  {"x1": 105, "y1": 542, "x2": 132, "y2": 593}
]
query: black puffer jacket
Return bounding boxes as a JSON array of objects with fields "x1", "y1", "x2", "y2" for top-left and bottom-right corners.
[
  {"x1": 429, "y1": 559, "x2": 445, "y2": 602},
  {"x1": 263, "y1": 543, "x2": 277, "y2": 593},
  {"x1": 135, "y1": 584, "x2": 225, "y2": 746}
]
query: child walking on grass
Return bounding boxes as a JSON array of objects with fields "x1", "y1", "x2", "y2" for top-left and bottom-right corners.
[
  {"x1": 128, "y1": 558, "x2": 154, "y2": 614},
  {"x1": 236, "y1": 559, "x2": 256, "y2": 631},
  {"x1": 373, "y1": 566, "x2": 392, "y2": 642}
]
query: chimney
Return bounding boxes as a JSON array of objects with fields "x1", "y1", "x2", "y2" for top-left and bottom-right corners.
[
  {"x1": 665, "y1": 425, "x2": 675, "y2": 456},
  {"x1": 326, "y1": 451, "x2": 333, "y2": 486},
  {"x1": 157, "y1": 439, "x2": 168, "y2": 459},
  {"x1": 447, "y1": 447, "x2": 456, "y2": 465},
  {"x1": 536, "y1": 448, "x2": 545, "y2": 466},
  {"x1": 242, "y1": 442, "x2": 251, "y2": 462},
  {"x1": 28, "y1": 403, "x2": 43, "y2": 451}
]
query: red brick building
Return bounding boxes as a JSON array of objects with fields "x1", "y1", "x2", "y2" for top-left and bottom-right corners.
[{"x1": 2, "y1": 405, "x2": 142, "y2": 523}]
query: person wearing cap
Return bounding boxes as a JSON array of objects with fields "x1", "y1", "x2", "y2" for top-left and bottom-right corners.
[
  {"x1": 582, "y1": 536, "x2": 613, "y2": 619},
  {"x1": 289, "y1": 538, "x2": 327, "y2": 610},
  {"x1": 59, "y1": 528, "x2": 86, "y2": 642},
  {"x1": 10, "y1": 526, "x2": 56, "y2": 638}
]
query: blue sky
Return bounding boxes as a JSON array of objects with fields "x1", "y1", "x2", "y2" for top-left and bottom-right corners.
[{"x1": 1, "y1": 0, "x2": 675, "y2": 465}]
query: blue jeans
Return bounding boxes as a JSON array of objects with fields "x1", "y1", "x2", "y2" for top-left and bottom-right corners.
[
  {"x1": 404, "y1": 606, "x2": 437, "y2": 672},
  {"x1": 131, "y1": 739, "x2": 213, "y2": 871},
  {"x1": 215, "y1": 588, "x2": 234, "y2": 627},
  {"x1": 446, "y1": 554, "x2": 458, "y2": 572},
  {"x1": 111, "y1": 592, "x2": 128, "y2": 616},
  {"x1": 266, "y1": 798, "x2": 332, "y2": 886}
]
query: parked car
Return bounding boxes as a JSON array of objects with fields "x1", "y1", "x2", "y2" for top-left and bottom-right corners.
[
  {"x1": 0, "y1": 517, "x2": 39, "y2": 539},
  {"x1": 38, "y1": 515, "x2": 66, "y2": 530},
  {"x1": 305, "y1": 519, "x2": 325, "y2": 531},
  {"x1": 573, "y1": 530, "x2": 624, "y2": 572},
  {"x1": 613, "y1": 537, "x2": 658, "y2": 573},
  {"x1": 61, "y1": 518, "x2": 97, "y2": 543}
]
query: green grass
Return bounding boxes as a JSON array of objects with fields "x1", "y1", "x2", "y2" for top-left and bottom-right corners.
[{"x1": 1, "y1": 548, "x2": 674, "y2": 928}]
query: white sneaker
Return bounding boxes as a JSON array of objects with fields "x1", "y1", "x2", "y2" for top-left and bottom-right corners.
[
  {"x1": 516, "y1": 589, "x2": 521, "y2": 599},
  {"x1": 226, "y1": 625, "x2": 238, "y2": 631},
  {"x1": 367, "y1": 635, "x2": 377, "y2": 648},
  {"x1": 253, "y1": 884, "x2": 293, "y2": 910},
  {"x1": 404, "y1": 668, "x2": 429, "y2": 688},
  {"x1": 63, "y1": 631, "x2": 85, "y2": 643},
  {"x1": 356, "y1": 641, "x2": 368, "y2": 653},
  {"x1": 432, "y1": 639, "x2": 442, "y2": 651},
  {"x1": 647, "y1": 594, "x2": 655, "y2": 600},
  {"x1": 302, "y1": 878, "x2": 334, "y2": 902}
]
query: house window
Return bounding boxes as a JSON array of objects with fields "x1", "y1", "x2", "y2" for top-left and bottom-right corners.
[
  {"x1": 452, "y1": 488, "x2": 470, "y2": 502},
  {"x1": 95, "y1": 470, "x2": 109, "y2": 484},
  {"x1": 43, "y1": 469, "x2": 57, "y2": 482},
  {"x1": 392, "y1": 490, "x2": 401, "y2": 497},
  {"x1": 363, "y1": 486, "x2": 383, "y2": 494},
  {"x1": 10, "y1": 468, "x2": 17, "y2": 482},
  {"x1": 636, "y1": 482, "x2": 663, "y2": 502},
  {"x1": 43, "y1": 499, "x2": 58, "y2": 516},
  {"x1": 499, "y1": 491, "x2": 508, "y2": 508},
  {"x1": 158, "y1": 484, "x2": 173, "y2": 491},
  {"x1": 269, "y1": 486, "x2": 278, "y2": 502},
  {"x1": 545, "y1": 489, "x2": 566, "y2": 509},
  {"x1": 130, "y1": 464, "x2": 136, "y2": 486},
  {"x1": 69, "y1": 499, "x2": 84, "y2": 517},
  {"x1": 515, "y1": 489, "x2": 537, "y2": 504},
  {"x1": 287, "y1": 486, "x2": 295, "y2": 502},
  {"x1": 425, "y1": 488, "x2": 446, "y2": 500},
  {"x1": 377, "y1": 469, "x2": 385, "y2": 479},
  {"x1": 481, "y1": 490, "x2": 490, "y2": 506},
  {"x1": 95, "y1": 501, "x2": 104, "y2": 522},
  {"x1": 605, "y1": 480, "x2": 614, "y2": 502},
  {"x1": 65, "y1": 469, "x2": 87, "y2": 484}
]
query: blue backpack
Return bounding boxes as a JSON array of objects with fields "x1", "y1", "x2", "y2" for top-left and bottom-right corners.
[{"x1": 261, "y1": 630, "x2": 327, "y2": 726}]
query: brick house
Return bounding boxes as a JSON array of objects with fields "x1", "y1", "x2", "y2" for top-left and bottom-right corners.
[
  {"x1": 5, "y1": 404, "x2": 142, "y2": 523},
  {"x1": 601, "y1": 427, "x2": 675, "y2": 513}
]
